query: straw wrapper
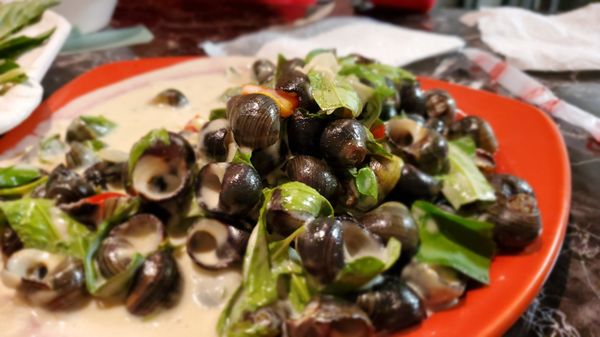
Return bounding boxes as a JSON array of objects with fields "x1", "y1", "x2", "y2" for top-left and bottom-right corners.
[{"x1": 463, "y1": 48, "x2": 600, "y2": 141}]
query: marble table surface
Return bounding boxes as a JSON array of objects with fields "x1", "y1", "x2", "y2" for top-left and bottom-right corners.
[{"x1": 41, "y1": 1, "x2": 600, "y2": 336}]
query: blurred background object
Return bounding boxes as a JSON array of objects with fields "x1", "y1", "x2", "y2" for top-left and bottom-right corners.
[{"x1": 53, "y1": 0, "x2": 117, "y2": 34}]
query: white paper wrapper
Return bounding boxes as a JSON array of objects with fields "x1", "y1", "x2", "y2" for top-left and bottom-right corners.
[
  {"x1": 461, "y1": 4, "x2": 600, "y2": 71},
  {"x1": 202, "y1": 17, "x2": 465, "y2": 67}
]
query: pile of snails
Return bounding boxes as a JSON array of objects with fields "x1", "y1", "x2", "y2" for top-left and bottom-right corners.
[{"x1": 0, "y1": 55, "x2": 541, "y2": 337}]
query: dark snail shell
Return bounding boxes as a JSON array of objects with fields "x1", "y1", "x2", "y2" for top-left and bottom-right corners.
[
  {"x1": 265, "y1": 187, "x2": 323, "y2": 237},
  {"x1": 97, "y1": 214, "x2": 165, "y2": 278},
  {"x1": 287, "y1": 110, "x2": 328, "y2": 156},
  {"x1": 360, "y1": 202, "x2": 419, "y2": 256},
  {"x1": 391, "y1": 163, "x2": 442, "y2": 203},
  {"x1": 296, "y1": 216, "x2": 385, "y2": 284},
  {"x1": 1, "y1": 226, "x2": 23, "y2": 257},
  {"x1": 84, "y1": 161, "x2": 126, "y2": 190},
  {"x1": 126, "y1": 250, "x2": 181, "y2": 316},
  {"x1": 379, "y1": 100, "x2": 399, "y2": 121},
  {"x1": 2, "y1": 249, "x2": 87, "y2": 309},
  {"x1": 130, "y1": 132, "x2": 196, "y2": 202},
  {"x1": 368, "y1": 154, "x2": 403, "y2": 201},
  {"x1": 424, "y1": 117, "x2": 449, "y2": 136},
  {"x1": 397, "y1": 81, "x2": 427, "y2": 116},
  {"x1": 320, "y1": 119, "x2": 368, "y2": 168},
  {"x1": 150, "y1": 88, "x2": 189, "y2": 108},
  {"x1": 186, "y1": 218, "x2": 250, "y2": 270},
  {"x1": 401, "y1": 260, "x2": 466, "y2": 312},
  {"x1": 287, "y1": 296, "x2": 374, "y2": 337},
  {"x1": 424, "y1": 90, "x2": 456, "y2": 124},
  {"x1": 45, "y1": 164, "x2": 95, "y2": 205},
  {"x1": 449, "y1": 116, "x2": 498, "y2": 153},
  {"x1": 285, "y1": 155, "x2": 340, "y2": 201},
  {"x1": 487, "y1": 173, "x2": 534, "y2": 198},
  {"x1": 60, "y1": 195, "x2": 129, "y2": 231},
  {"x1": 196, "y1": 162, "x2": 262, "y2": 217},
  {"x1": 252, "y1": 59, "x2": 276, "y2": 85},
  {"x1": 356, "y1": 277, "x2": 426, "y2": 332},
  {"x1": 66, "y1": 118, "x2": 96, "y2": 143},
  {"x1": 251, "y1": 140, "x2": 286, "y2": 177},
  {"x1": 296, "y1": 217, "x2": 345, "y2": 284},
  {"x1": 474, "y1": 149, "x2": 496, "y2": 174},
  {"x1": 483, "y1": 174, "x2": 540, "y2": 251},
  {"x1": 386, "y1": 117, "x2": 449, "y2": 175},
  {"x1": 65, "y1": 142, "x2": 99, "y2": 169},
  {"x1": 198, "y1": 119, "x2": 233, "y2": 162},
  {"x1": 276, "y1": 58, "x2": 316, "y2": 110},
  {"x1": 227, "y1": 94, "x2": 281, "y2": 150}
]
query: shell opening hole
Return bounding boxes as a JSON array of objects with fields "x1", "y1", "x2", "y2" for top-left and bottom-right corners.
[
  {"x1": 343, "y1": 225, "x2": 384, "y2": 262},
  {"x1": 27, "y1": 264, "x2": 48, "y2": 280},
  {"x1": 132, "y1": 156, "x2": 186, "y2": 200}
]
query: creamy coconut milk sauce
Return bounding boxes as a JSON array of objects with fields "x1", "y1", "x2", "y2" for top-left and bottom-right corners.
[{"x1": 0, "y1": 62, "x2": 253, "y2": 337}]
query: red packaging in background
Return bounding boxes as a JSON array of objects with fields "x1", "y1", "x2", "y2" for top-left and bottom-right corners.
[{"x1": 370, "y1": 0, "x2": 436, "y2": 12}]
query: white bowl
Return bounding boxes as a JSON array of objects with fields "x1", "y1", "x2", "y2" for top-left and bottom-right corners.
[{"x1": 53, "y1": 0, "x2": 117, "y2": 34}]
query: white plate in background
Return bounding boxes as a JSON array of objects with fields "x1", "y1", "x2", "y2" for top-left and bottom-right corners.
[{"x1": 0, "y1": 9, "x2": 71, "y2": 134}]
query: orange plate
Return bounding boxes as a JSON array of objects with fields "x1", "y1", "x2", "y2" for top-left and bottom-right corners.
[{"x1": 0, "y1": 58, "x2": 571, "y2": 337}]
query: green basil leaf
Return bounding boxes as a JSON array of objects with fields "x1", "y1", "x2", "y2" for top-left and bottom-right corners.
[
  {"x1": 365, "y1": 127, "x2": 392, "y2": 158},
  {"x1": 0, "y1": 175, "x2": 47, "y2": 196},
  {"x1": 289, "y1": 273, "x2": 311, "y2": 312},
  {"x1": 355, "y1": 167, "x2": 378, "y2": 201},
  {"x1": 217, "y1": 285, "x2": 244, "y2": 336},
  {"x1": 327, "y1": 237, "x2": 401, "y2": 292},
  {"x1": 232, "y1": 149, "x2": 253, "y2": 167},
  {"x1": 451, "y1": 136, "x2": 476, "y2": 157},
  {"x1": 128, "y1": 128, "x2": 170, "y2": 176},
  {"x1": 0, "y1": 165, "x2": 41, "y2": 188},
  {"x1": 242, "y1": 189, "x2": 278, "y2": 310},
  {"x1": 0, "y1": 198, "x2": 92, "y2": 258},
  {"x1": 305, "y1": 48, "x2": 334, "y2": 64},
  {"x1": 308, "y1": 69, "x2": 364, "y2": 116},
  {"x1": 79, "y1": 115, "x2": 117, "y2": 137},
  {"x1": 269, "y1": 181, "x2": 334, "y2": 221},
  {"x1": 83, "y1": 197, "x2": 141, "y2": 296},
  {"x1": 0, "y1": 28, "x2": 54, "y2": 59},
  {"x1": 0, "y1": 59, "x2": 26, "y2": 94},
  {"x1": 412, "y1": 201, "x2": 494, "y2": 284},
  {"x1": 82, "y1": 139, "x2": 107, "y2": 151},
  {"x1": 209, "y1": 108, "x2": 227, "y2": 121},
  {"x1": 441, "y1": 142, "x2": 496, "y2": 209},
  {"x1": 0, "y1": 0, "x2": 59, "y2": 41}
]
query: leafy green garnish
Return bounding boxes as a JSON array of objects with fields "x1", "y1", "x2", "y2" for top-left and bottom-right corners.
[
  {"x1": 83, "y1": 197, "x2": 142, "y2": 296},
  {"x1": 308, "y1": 69, "x2": 365, "y2": 116},
  {"x1": 232, "y1": 149, "x2": 253, "y2": 167},
  {"x1": 209, "y1": 108, "x2": 227, "y2": 121},
  {"x1": 0, "y1": 165, "x2": 41, "y2": 188},
  {"x1": 79, "y1": 115, "x2": 117, "y2": 137},
  {"x1": 354, "y1": 167, "x2": 378, "y2": 201},
  {"x1": 412, "y1": 201, "x2": 495, "y2": 284},
  {"x1": 0, "y1": 175, "x2": 47, "y2": 196},
  {"x1": 441, "y1": 142, "x2": 496, "y2": 209},
  {"x1": 0, "y1": 28, "x2": 54, "y2": 59},
  {"x1": 221, "y1": 182, "x2": 332, "y2": 335},
  {"x1": 128, "y1": 128, "x2": 170, "y2": 176},
  {"x1": 0, "y1": 0, "x2": 59, "y2": 41},
  {"x1": 0, "y1": 59, "x2": 26, "y2": 93},
  {"x1": 0, "y1": 198, "x2": 92, "y2": 258},
  {"x1": 82, "y1": 139, "x2": 107, "y2": 151},
  {"x1": 270, "y1": 181, "x2": 334, "y2": 219},
  {"x1": 451, "y1": 136, "x2": 477, "y2": 157},
  {"x1": 304, "y1": 48, "x2": 334, "y2": 63},
  {"x1": 327, "y1": 237, "x2": 401, "y2": 293}
]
